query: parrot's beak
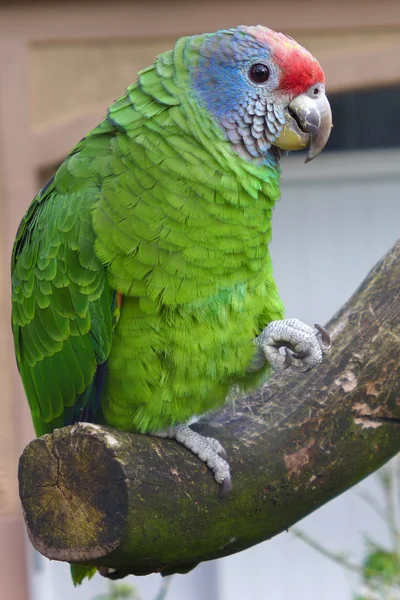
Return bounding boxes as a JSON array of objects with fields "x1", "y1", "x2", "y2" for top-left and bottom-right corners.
[{"x1": 273, "y1": 89, "x2": 332, "y2": 162}]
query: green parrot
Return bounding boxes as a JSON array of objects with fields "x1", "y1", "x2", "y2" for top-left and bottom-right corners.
[{"x1": 12, "y1": 25, "x2": 331, "y2": 582}]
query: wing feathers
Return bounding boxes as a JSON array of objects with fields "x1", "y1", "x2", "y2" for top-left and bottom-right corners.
[{"x1": 12, "y1": 157, "x2": 113, "y2": 435}]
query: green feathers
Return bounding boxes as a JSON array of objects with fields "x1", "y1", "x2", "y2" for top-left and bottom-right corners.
[
  {"x1": 11, "y1": 33, "x2": 287, "y2": 585},
  {"x1": 11, "y1": 39, "x2": 284, "y2": 438},
  {"x1": 12, "y1": 159, "x2": 114, "y2": 436}
]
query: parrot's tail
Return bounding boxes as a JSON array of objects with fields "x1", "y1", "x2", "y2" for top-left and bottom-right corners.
[{"x1": 70, "y1": 563, "x2": 97, "y2": 585}]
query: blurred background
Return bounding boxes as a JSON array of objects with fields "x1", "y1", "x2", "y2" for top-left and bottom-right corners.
[{"x1": 1, "y1": 1, "x2": 399, "y2": 599}]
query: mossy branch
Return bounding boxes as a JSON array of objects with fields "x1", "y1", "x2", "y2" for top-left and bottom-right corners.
[{"x1": 18, "y1": 241, "x2": 400, "y2": 578}]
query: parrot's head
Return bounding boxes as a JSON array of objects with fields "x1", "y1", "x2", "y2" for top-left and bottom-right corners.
[{"x1": 190, "y1": 25, "x2": 332, "y2": 163}]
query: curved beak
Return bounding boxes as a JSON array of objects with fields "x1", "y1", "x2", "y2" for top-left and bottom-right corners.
[{"x1": 274, "y1": 90, "x2": 332, "y2": 163}]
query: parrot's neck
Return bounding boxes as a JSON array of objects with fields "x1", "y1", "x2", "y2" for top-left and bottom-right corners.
[{"x1": 131, "y1": 48, "x2": 283, "y2": 212}]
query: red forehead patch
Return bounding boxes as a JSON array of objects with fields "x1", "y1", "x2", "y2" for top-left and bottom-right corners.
[
  {"x1": 245, "y1": 26, "x2": 325, "y2": 97},
  {"x1": 277, "y1": 46, "x2": 325, "y2": 96}
]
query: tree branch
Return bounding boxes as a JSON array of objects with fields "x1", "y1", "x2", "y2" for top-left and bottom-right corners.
[{"x1": 18, "y1": 241, "x2": 400, "y2": 578}]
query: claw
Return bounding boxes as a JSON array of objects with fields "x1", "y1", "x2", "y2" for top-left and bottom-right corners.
[
  {"x1": 220, "y1": 474, "x2": 232, "y2": 497},
  {"x1": 218, "y1": 447, "x2": 228, "y2": 461},
  {"x1": 314, "y1": 324, "x2": 331, "y2": 346},
  {"x1": 291, "y1": 350, "x2": 309, "y2": 360},
  {"x1": 282, "y1": 347, "x2": 292, "y2": 369},
  {"x1": 290, "y1": 362, "x2": 313, "y2": 373}
]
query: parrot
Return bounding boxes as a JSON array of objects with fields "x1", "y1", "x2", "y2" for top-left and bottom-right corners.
[{"x1": 11, "y1": 25, "x2": 332, "y2": 583}]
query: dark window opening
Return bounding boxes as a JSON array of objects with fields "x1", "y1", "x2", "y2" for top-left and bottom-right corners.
[{"x1": 325, "y1": 84, "x2": 400, "y2": 152}]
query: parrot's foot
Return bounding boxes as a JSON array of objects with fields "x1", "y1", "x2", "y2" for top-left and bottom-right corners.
[
  {"x1": 255, "y1": 318, "x2": 331, "y2": 373},
  {"x1": 151, "y1": 423, "x2": 232, "y2": 496}
]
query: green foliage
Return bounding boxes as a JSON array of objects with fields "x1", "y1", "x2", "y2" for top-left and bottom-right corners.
[
  {"x1": 93, "y1": 582, "x2": 140, "y2": 600},
  {"x1": 355, "y1": 545, "x2": 400, "y2": 600},
  {"x1": 92, "y1": 578, "x2": 171, "y2": 600},
  {"x1": 363, "y1": 547, "x2": 400, "y2": 584}
]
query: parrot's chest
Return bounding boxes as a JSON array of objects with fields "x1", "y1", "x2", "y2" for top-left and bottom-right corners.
[
  {"x1": 99, "y1": 179, "x2": 279, "y2": 430},
  {"x1": 102, "y1": 219, "x2": 277, "y2": 431},
  {"x1": 114, "y1": 270, "x2": 267, "y2": 380},
  {"x1": 104, "y1": 276, "x2": 267, "y2": 430}
]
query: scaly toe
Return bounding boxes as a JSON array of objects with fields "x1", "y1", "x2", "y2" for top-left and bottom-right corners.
[
  {"x1": 256, "y1": 318, "x2": 331, "y2": 375},
  {"x1": 154, "y1": 424, "x2": 232, "y2": 492},
  {"x1": 205, "y1": 436, "x2": 228, "y2": 461}
]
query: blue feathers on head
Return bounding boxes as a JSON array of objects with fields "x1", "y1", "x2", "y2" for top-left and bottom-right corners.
[{"x1": 189, "y1": 27, "x2": 285, "y2": 164}]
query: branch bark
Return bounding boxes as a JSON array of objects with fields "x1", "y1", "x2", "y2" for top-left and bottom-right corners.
[{"x1": 18, "y1": 241, "x2": 400, "y2": 578}]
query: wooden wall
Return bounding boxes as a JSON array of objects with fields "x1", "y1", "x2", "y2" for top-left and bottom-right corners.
[{"x1": 0, "y1": 2, "x2": 399, "y2": 598}]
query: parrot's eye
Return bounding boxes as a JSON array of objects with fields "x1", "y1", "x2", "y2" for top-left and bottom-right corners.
[{"x1": 249, "y1": 63, "x2": 270, "y2": 84}]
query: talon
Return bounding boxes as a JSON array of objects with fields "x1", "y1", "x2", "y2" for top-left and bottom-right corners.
[
  {"x1": 220, "y1": 474, "x2": 232, "y2": 497},
  {"x1": 291, "y1": 350, "x2": 308, "y2": 360},
  {"x1": 218, "y1": 447, "x2": 228, "y2": 461},
  {"x1": 314, "y1": 324, "x2": 331, "y2": 346},
  {"x1": 291, "y1": 362, "x2": 313, "y2": 373},
  {"x1": 283, "y1": 347, "x2": 292, "y2": 368}
]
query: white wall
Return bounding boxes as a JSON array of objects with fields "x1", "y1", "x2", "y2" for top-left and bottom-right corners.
[
  {"x1": 218, "y1": 148, "x2": 400, "y2": 600},
  {"x1": 28, "y1": 551, "x2": 219, "y2": 600},
  {"x1": 28, "y1": 149, "x2": 400, "y2": 600},
  {"x1": 273, "y1": 148, "x2": 400, "y2": 327}
]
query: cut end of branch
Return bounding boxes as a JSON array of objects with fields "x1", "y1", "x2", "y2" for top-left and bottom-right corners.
[{"x1": 18, "y1": 423, "x2": 127, "y2": 562}]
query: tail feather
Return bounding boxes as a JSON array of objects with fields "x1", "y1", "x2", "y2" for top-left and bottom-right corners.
[{"x1": 70, "y1": 563, "x2": 97, "y2": 585}]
